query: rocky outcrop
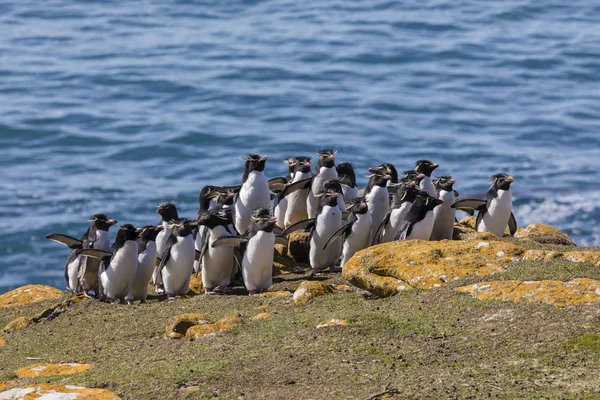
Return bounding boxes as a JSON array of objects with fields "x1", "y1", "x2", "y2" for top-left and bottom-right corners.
[
  {"x1": 343, "y1": 239, "x2": 525, "y2": 297},
  {"x1": 286, "y1": 231, "x2": 310, "y2": 263},
  {"x1": 0, "y1": 384, "x2": 120, "y2": 399},
  {"x1": 15, "y1": 363, "x2": 93, "y2": 378},
  {"x1": 293, "y1": 281, "x2": 335, "y2": 305},
  {"x1": 0, "y1": 285, "x2": 63, "y2": 308},
  {"x1": 165, "y1": 314, "x2": 213, "y2": 339},
  {"x1": 522, "y1": 249, "x2": 600, "y2": 265},
  {"x1": 456, "y1": 278, "x2": 600, "y2": 306},
  {"x1": 515, "y1": 223, "x2": 575, "y2": 246},
  {"x1": 3, "y1": 296, "x2": 88, "y2": 332},
  {"x1": 185, "y1": 315, "x2": 244, "y2": 340}
]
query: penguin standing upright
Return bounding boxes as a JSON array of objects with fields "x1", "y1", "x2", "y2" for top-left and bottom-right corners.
[
  {"x1": 80, "y1": 224, "x2": 142, "y2": 303},
  {"x1": 157, "y1": 219, "x2": 197, "y2": 299},
  {"x1": 196, "y1": 209, "x2": 236, "y2": 294},
  {"x1": 336, "y1": 162, "x2": 359, "y2": 201},
  {"x1": 126, "y1": 225, "x2": 163, "y2": 304},
  {"x1": 414, "y1": 160, "x2": 439, "y2": 196},
  {"x1": 376, "y1": 163, "x2": 399, "y2": 187},
  {"x1": 372, "y1": 181, "x2": 419, "y2": 244},
  {"x1": 273, "y1": 157, "x2": 312, "y2": 229},
  {"x1": 430, "y1": 176, "x2": 458, "y2": 241},
  {"x1": 152, "y1": 202, "x2": 179, "y2": 292},
  {"x1": 307, "y1": 149, "x2": 338, "y2": 218},
  {"x1": 46, "y1": 214, "x2": 117, "y2": 296},
  {"x1": 452, "y1": 173, "x2": 517, "y2": 237},
  {"x1": 364, "y1": 167, "x2": 392, "y2": 243},
  {"x1": 234, "y1": 154, "x2": 270, "y2": 234},
  {"x1": 212, "y1": 208, "x2": 277, "y2": 295},
  {"x1": 394, "y1": 193, "x2": 444, "y2": 241},
  {"x1": 323, "y1": 198, "x2": 371, "y2": 267}
]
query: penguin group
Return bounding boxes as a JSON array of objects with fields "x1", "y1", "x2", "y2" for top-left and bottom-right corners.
[{"x1": 47, "y1": 150, "x2": 517, "y2": 303}]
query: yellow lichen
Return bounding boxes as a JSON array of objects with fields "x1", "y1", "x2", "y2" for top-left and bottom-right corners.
[
  {"x1": 215, "y1": 315, "x2": 244, "y2": 331},
  {"x1": 15, "y1": 363, "x2": 93, "y2": 378},
  {"x1": 250, "y1": 313, "x2": 272, "y2": 321},
  {"x1": 0, "y1": 383, "x2": 120, "y2": 399},
  {"x1": 343, "y1": 240, "x2": 525, "y2": 296},
  {"x1": 0, "y1": 285, "x2": 63, "y2": 308},
  {"x1": 185, "y1": 324, "x2": 220, "y2": 339},
  {"x1": 334, "y1": 284, "x2": 353, "y2": 293},
  {"x1": 515, "y1": 223, "x2": 575, "y2": 246},
  {"x1": 187, "y1": 273, "x2": 203, "y2": 295},
  {"x1": 316, "y1": 319, "x2": 349, "y2": 328},
  {"x1": 456, "y1": 278, "x2": 600, "y2": 306},
  {"x1": 293, "y1": 281, "x2": 335, "y2": 305},
  {"x1": 0, "y1": 382, "x2": 17, "y2": 391},
  {"x1": 165, "y1": 314, "x2": 213, "y2": 339},
  {"x1": 257, "y1": 290, "x2": 292, "y2": 299},
  {"x1": 0, "y1": 336, "x2": 5, "y2": 347}
]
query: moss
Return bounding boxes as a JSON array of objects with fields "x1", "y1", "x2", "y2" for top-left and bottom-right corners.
[{"x1": 15, "y1": 363, "x2": 93, "y2": 378}]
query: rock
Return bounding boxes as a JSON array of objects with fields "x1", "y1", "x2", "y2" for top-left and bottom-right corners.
[
  {"x1": 456, "y1": 278, "x2": 600, "y2": 306},
  {"x1": 15, "y1": 363, "x2": 93, "y2": 378},
  {"x1": 514, "y1": 223, "x2": 575, "y2": 246},
  {"x1": 316, "y1": 319, "x2": 349, "y2": 329},
  {"x1": 257, "y1": 290, "x2": 292, "y2": 299},
  {"x1": 0, "y1": 336, "x2": 5, "y2": 346},
  {"x1": 522, "y1": 250, "x2": 562, "y2": 262},
  {"x1": 453, "y1": 221, "x2": 499, "y2": 241},
  {"x1": 0, "y1": 384, "x2": 120, "y2": 399},
  {"x1": 165, "y1": 314, "x2": 213, "y2": 339},
  {"x1": 4, "y1": 316, "x2": 32, "y2": 332},
  {"x1": 522, "y1": 249, "x2": 600, "y2": 266},
  {"x1": 293, "y1": 281, "x2": 335, "y2": 305},
  {"x1": 273, "y1": 252, "x2": 296, "y2": 276},
  {"x1": 0, "y1": 285, "x2": 63, "y2": 308},
  {"x1": 187, "y1": 273, "x2": 203, "y2": 295},
  {"x1": 343, "y1": 239, "x2": 525, "y2": 297},
  {"x1": 250, "y1": 313, "x2": 272, "y2": 321},
  {"x1": 458, "y1": 216, "x2": 477, "y2": 229},
  {"x1": 333, "y1": 284, "x2": 353, "y2": 293},
  {"x1": 215, "y1": 315, "x2": 244, "y2": 331},
  {"x1": 287, "y1": 231, "x2": 310, "y2": 263},
  {"x1": 185, "y1": 324, "x2": 220, "y2": 339},
  {"x1": 0, "y1": 382, "x2": 16, "y2": 391}
]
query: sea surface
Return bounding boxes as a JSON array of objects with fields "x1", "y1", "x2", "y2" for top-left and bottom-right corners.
[{"x1": 1, "y1": 0, "x2": 599, "y2": 294}]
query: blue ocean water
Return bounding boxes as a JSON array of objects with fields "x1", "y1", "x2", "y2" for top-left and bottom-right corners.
[{"x1": 1, "y1": 0, "x2": 599, "y2": 294}]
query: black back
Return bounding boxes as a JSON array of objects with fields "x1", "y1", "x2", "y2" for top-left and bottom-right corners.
[
  {"x1": 390, "y1": 183, "x2": 420, "y2": 209},
  {"x1": 138, "y1": 225, "x2": 162, "y2": 254},
  {"x1": 336, "y1": 162, "x2": 357, "y2": 188}
]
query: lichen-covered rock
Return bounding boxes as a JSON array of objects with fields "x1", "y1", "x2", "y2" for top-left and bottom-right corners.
[
  {"x1": 273, "y1": 251, "x2": 296, "y2": 276},
  {"x1": 0, "y1": 336, "x2": 6, "y2": 347},
  {"x1": 257, "y1": 290, "x2": 292, "y2": 299},
  {"x1": 287, "y1": 231, "x2": 310, "y2": 263},
  {"x1": 250, "y1": 312, "x2": 272, "y2": 321},
  {"x1": 456, "y1": 278, "x2": 600, "y2": 306},
  {"x1": 343, "y1": 240, "x2": 525, "y2": 297},
  {"x1": 522, "y1": 250, "x2": 562, "y2": 262},
  {"x1": 515, "y1": 223, "x2": 575, "y2": 246},
  {"x1": 333, "y1": 284, "x2": 353, "y2": 293},
  {"x1": 165, "y1": 314, "x2": 213, "y2": 339},
  {"x1": 293, "y1": 281, "x2": 335, "y2": 305},
  {"x1": 187, "y1": 273, "x2": 203, "y2": 295},
  {"x1": 458, "y1": 216, "x2": 477, "y2": 229},
  {"x1": 316, "y1": 319, "x2": 349, "y2": 329},
  {"x1": 215, "y1": 315, "x2": 244, "y2": 331},
  {"x1": 453, "y1": 223, "x2": 500, "y2": 241},
  {"x1": 0, "y1": 285, "x2": 63, "y2": 308},
  {"x1": 0, "y1": 382, "x2": 16, "y2": 391},
  {"x1": 521, "y1": 249, "x2": 600, "y2": 265},
  {"x1": 185, "y1": 323, "x2": 220, "y2": 339},
  {"x1": 0, "y1": 384, "x2": 120, "y2": 399},
  {"x1": 15, "y1": 363, "x2": 93, "y2": 378},
  {"x1": 4, "y1": 316, "x2": 32, "y2": 332}
]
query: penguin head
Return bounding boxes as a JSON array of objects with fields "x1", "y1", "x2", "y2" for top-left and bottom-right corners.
[
  {"x1": 319, "y1": 190, "x2": 340, "y2": 208},
  {"x1": 367, "y1": 167, "x2": 392, "y2": 188},
  {"x1": 336, "y1": 162, "x2": 357, "y2": 187},
  {"x1": 391, "y1": 181, "x2": 419, "y2": 207},
  {"x1": 285, "y1": 156, "x2": 311, "y2": 175},
  {"x1": 215, "y1": 189, "x2": 235, "y2": 207},
  {"x1": 401, "y1": 171, "x2": 426, "y2": 185},
  {"x1": 349, "y1": 197, "x2": 369, "y2": 215},
  {"x1": 118, "y1": 224, "x2": 143, "y2": 242},
  {"x1": 249, "y1": 207, "x2": 277, "y2": 233},
  {"x1": 242, "y1": 154, "x2": 268, "y2": 173},
  {"x1": 433, "y1": 176, "x2": 456, "y2": 192},
  {"x1": 89, "y1": 214, "x2": 118, "y2": 231},
  {"x1": 418, "y1": 193, "x2": 444, "y2": 211},
  {"x1": 322, "y1": 179, "x2": 343, "y2": 195},
  {"x1": 315, "y1": 149, "x2": 336, "y2": 170},
  {"x1": 139, "y1": 225, "x2": 163, "y2": 242},
  {"x1": 197, "y1": 209, "x2": 230, "y2": 230},
  {"x1": 414, "y1": 160, "x2": 439, "y2": 177},
  {"x1": 157, "y1": 202, "x2": 179, "y2": 222},
  {"x1": 377, "y1": 163, "x2": 398, "y2": 184},
  {"x1": 491, "y1": 173, "x2": 514, "y2": 191},
  {"x1": 169, "y1": 218, "x2": 196, "y2": 237}
]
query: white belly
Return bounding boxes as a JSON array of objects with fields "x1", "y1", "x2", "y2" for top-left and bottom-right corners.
[
  {"x1": 430, "y1": 190, "x2": 456, "y2": 241},
  {"x1": 381, "y1": 202, "x2": 412, "y2": 243},
  {"x1": 66, "y1": 257, "x2": 80, "y2": 292},
  {"x1": 101, "y1": 241, "x2": 138, "y2": 300},
  {"x1": 235, "y1": 171, "x2": 270, "y2": 234},
  {"x1": 274, "y1": 197, "x2": 288, "y2": 230},
  {"x1": 341, "y1": 214, "x2": 372, "y2": 267},
  {"x1": 126, "y1": 242, "x2": 157, "y2": 301},
  {"x1": 343, "y1": 185, "x2": 359, "y2": 201},
  {"x1": 309, "y1": 206, "x2": 342, "y2": 271},
  {"x1": 202, "y1": 226, "x2": 235, "y2": 289},
  {"x1": 162, "y1": 235, "x2": 195, "y2": 296},
  {"x1": 307, "y1": 167, "x2": 337, "y2": 218},
  {"x1": 153, "y1": 225, "x2": 172, "y2": 285},
  {"x1": 479, "y1": 190, "x2": 512, "y2": 237},
  {"x1": 420, "y1": 177, "x2": 436, "y2": 197},
  {"x1": 242, "y1": 231, "x2": 275, "y2": 292},
  {"x1": 406, "y1": 211, "x2": 435, "y2": 241},
  {"x1": 366, "y1": 186, "x2": 390, "y2": 241}
]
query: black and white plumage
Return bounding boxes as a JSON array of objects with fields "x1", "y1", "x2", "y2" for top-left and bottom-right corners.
[
  {"x1": 430, "y1": 176, "x2": 458, "y2": 241},
  {"x1": 307, "y1": 149, "x2": 338, "y2": 218},
  {"x1": 372, "y1": 181, "x2": 420, "y2": 244},
  {"x1": 46, "y1": 214, "x2": 117, "y2": 296},
  {"x1": 323, "y1": 197, "x2": 371, "y2": 267},
  {"x1": 394, "y1": 193, "x2": 444, "y2": 241},
  {"x1": 336, "y1": 162, "x2": 360, "y2": 201},
  {"x1": 212, "y1": 207, "x2": 278, "y2": 294},
  {"x1": 375, "y1": 163, "x2": 399, "y2": 187},
  {"x1": 414, "y1": 160, "x2": 440, "y2": 196},
  {"x1": 452, "y1": 173, "x2": 517, "y2": 237},
  {"x1": 234, "y1": 154, "x2": 271, "y2": 234},
  {"x1": 274, "y1": 157, "x2": 312, "y2": 229},
  {"x1": 80, "y1": 224, "x2": 142, "y2": 303},
  {"x1": 126, "y1": 225, "x2": 163, "y2": 303},
  {"x1": 156, "y1": 219, "x2": 196, "y2": 298},
  {"x1": 153, "y1": 201, "x2": 180, "y2": 289},
  {"x1": 364, "y1": 167, "x2": 392, "y2": 243}
]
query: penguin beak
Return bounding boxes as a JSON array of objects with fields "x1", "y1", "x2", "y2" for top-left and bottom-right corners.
[
  {"x1": 417, "y1": 173, "x2": 425, "y2": 180},
  {"x1": 259, "y1": 155, "x2": 268, "y2": 162},
  {"x1": 268, "y1": 216, "x2": 277, "y2": 223},
  {"x1": 368, "y1": 167, "x2": 379, "y2": 174},
  {"x1": 407, "y1": 181, "x2": 416, "y2": 187},
  {"x1": 360, "y1": 202, "x2": 367, "y2": 210},
  {"x1": 331, "y1": 192, "x2": 339, "y2": 199},
  {"x1": 227, "y1": 192, "x2": 235, "y2": 198},
  {"x1": 107, "y1": 219, "x2": 118, "y2": 226},
  {"x1": 304, "y1": 162, "x2": 311, "y2": 168},
  {"x1": 448, "y1": 179, "x2": 455, "y2": 185},
  {"x1": 155, "y1": 225, "x2": 164, "y2": 231},
  {"x1": 506, "y1": 176, "x2": 514, "y2": 183},
  {"x1": 327, "y1": 154, "x2": 335, "y2": 162},
  {"x1": 135, "y1": 228, "x2": 144, "y2": 233},
  {"x1": 157, "y1": 208, "x2": 163, "y2": 214},
  {"x1": 383, "y1": 175, "x2": 392, "y2": 181},
  {"x1": 431, "y1": 163, "x2": 439, "y2": 170}
]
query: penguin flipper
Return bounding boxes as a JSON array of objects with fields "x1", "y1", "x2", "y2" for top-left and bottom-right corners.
[
  {"x1": 341, "y1": 212, "x2": 349, "y2": 222},
  {"x1": 79, "y1": 249, "x2": 112, "y2": 260},
  {"x1": 508, "y1": 212, "x2": 518, "y2": 236},
  {"x1": 273, "y1": 226, "x2": 283, "y2": 235},
  {"x1": 212, "y1": 236, "x2": 248, "y2": 248},
  {"x1": 394, "y1": 220, "x2": 412, "y2": 241},
  {"x1": 453, "y1": 189, "x2": 460, "y2": 197},
  {"x1": 46, "y1": 234, "x2": 83, "y2": 249},
  {"x1": 338, "y1": 175, "x2": 353, "y2": 187},
  {"x1": 372, "y1": 212, "x2": 391, "y2": 245},
  {"x1": 275, "y1": 235, "x2": 288, "y2": 247},
  {"x1": 268, "y1": 177, "x2": 288, "y2": 192},
  {"x1": 323, "y1": 224, "x2": 352, "y2": 250},
  {"x1": 451, "y1": 199, "x2": 486, "y2": 215},
  {"x1": 281, "y1": 218, "x2": 315, "y2": 236},
  {"x1": 279, "y1": 177, "x2": 312, "y2": 199}
]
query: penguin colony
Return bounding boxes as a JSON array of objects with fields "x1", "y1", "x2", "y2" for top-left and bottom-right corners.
[{"x1": 46, "y1": 150, "x2": 517, "y2": 303}]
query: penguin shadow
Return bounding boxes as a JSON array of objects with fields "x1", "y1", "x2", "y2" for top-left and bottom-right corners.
[{"x1": 272, "y1": 274, "x2": 330, "y2": 283}]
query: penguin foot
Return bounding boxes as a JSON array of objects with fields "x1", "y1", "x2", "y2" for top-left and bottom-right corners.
[
  {"x1": 155, "y1": 284, "x2": 164, "y2": 294},
  {"x1": 83, "y1": 291, "x2": 95, "y2": 299},
  {"x1": 214, "y1": 286, "x2": 232, "y2": 295},
  {"x1": 248, "y1": 290, "x2": 260, "y2": 296},
  {"x1": 329, "y1": 266, "x2": 342, "y2": 273},
  {"x1": 140, "y1": 299, "x2": 146, "y2": 304},
  {"x1": 205, "y1": 287, "x2": 217, "y2": 295},
  {"x1": 126, "y1": 300, "x2": 134, "y2": 305}
]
